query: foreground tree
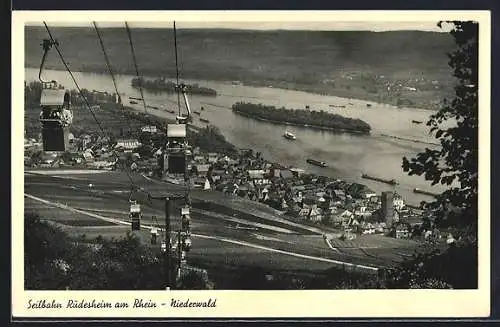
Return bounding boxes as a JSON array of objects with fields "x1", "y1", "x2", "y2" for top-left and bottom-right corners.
[
  {"x1": 396, "y1": 21, "x2": 479, "y2": 289},
  {"x1": 402, "y1": 21, "x2": 478, "y2": 234}
]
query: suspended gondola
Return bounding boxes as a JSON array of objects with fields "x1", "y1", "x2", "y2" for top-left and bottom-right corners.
[
  {"x1": 37, "y1": 39, "x2": 73, "y2": 152},
  {"x1": 164, "y1": 21, "x2": 193, "y2": 179}
]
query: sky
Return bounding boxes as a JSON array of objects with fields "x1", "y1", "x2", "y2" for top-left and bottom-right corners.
[{"x1": 26, "y1": 21, "x2": 453, "y2": 32}]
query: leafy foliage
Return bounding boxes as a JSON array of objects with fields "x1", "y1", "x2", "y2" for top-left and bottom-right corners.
[
  {"x1": 402, "y1": 21, "x2": 478, "y2": 230},
  {"x1": 187, "y1": 125, "x2": 237, "y2": 155},
  {"x1": 24, "y1": 212, "x2": 74, "y2": 289},
  {"x1": 396, "y1": 21, "x2": 480, "y2": 290},
  {"x1": 25, "y1": 212, "x2": 211, "y2": 290},
  {"x1": 382, "y1": 241, "x2": 477, "y2": 289}
]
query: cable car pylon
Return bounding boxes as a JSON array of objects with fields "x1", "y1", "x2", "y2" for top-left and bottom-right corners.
[{"x1": 163, "y1": 21, "x2": 193, "y2": 280}]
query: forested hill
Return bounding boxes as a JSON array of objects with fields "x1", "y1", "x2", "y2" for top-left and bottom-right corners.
[
  {"x1": 25, "y1": 26, "x2": 456, "y2": 109},
  {"x1": 25, "y1": 26, "x2": 454, "y2": 80}
]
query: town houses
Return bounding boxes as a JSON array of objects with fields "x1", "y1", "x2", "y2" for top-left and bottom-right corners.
[
  {"x1": 187, "y1": 148, "x2": 427, "y2": 239},
  {"x1": 25, "y1": 123, "x2": 428, "y2": 241}
]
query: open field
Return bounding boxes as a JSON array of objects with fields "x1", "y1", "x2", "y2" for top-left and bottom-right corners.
[{"x1": 23, "y1": 170, "x2": 426, "y2": 274}]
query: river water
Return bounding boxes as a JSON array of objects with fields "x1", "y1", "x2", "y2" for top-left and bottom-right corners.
[{"x1": 25, "y1": 67, "x2": 450, "y2": 205}]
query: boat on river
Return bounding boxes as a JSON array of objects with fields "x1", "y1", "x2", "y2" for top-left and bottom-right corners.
[
  {"x1": 306, "y1": 158, "x2": 328, "y2": 167},
  {"x1": 412, "y1": 120, "x2": 423, "y2": 124},
  {"x1": 283, "y1": 130, "x2": 296, "y2": 140},
  {"x1": 361, "y1": 173, "x2": 397, "y2": 185},
  {"x1": 129, "y1": 100, "x2": 138, "y2": 105}
]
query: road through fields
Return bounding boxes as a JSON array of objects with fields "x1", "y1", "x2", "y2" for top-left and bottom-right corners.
[{"x1": 23, "y1": 171, "x2": 422, "y2": 272}]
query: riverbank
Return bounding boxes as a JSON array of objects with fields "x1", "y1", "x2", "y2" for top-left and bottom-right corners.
[
  {"x1": 24, "y1": 67, "x2": 444, "y2": 205},
  {"x1": 25, "y1": 62, "x2": 445, "y2": 111},
  {"x1": 241, "y1": 79, "x2": 446, "y2": 111}
]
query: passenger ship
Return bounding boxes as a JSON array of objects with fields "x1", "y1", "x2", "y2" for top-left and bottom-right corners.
[{"x1": 283, "y1": 130, "x2": 296, "y2": 140}]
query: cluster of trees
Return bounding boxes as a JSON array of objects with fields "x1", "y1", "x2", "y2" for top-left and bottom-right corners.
[
  {"x1": 131, "y1": 77, "x2": 217, "y2": 96},
  {"x1": 25, "y1": 81, "x2": 119, "y2": 109},
  {"x1": 24, "y1": 81, "x2": 134, "y2": 139},
  {"x1": 232, "y1": 102, "x2": 372, "y2": 134},
  {"x1": 25, "y1": 212, "x2": 211, "y2": 290},
  {"x1": 119, "y1": 106, "x2": 237, "y2": 155},
  {"x1": 187, "y1": 126, "x2": 237, "y2": 156},
  {"x1": 26, "y1": 210, "x2": 475, "y2": 290}
]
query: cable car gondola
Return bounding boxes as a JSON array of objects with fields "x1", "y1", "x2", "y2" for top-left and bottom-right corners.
[
  {"x1": 37, "y1": 39, "x2": 73, "y2": 152},
  {"x1": 164, "y1": 22, "x2": 193, "y2": 179},
  {"x1": 129, "y1": 200, "x2": 142, "y2": 231}
]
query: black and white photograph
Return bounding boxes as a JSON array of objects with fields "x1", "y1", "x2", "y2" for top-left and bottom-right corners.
[{"x1": 13, "y1": 10, "x2": 490, "y2": 317}]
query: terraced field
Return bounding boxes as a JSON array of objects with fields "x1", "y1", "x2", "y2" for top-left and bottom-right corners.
[{"x1": 23, "y1": 170, "x2": 426, "y2": 274}]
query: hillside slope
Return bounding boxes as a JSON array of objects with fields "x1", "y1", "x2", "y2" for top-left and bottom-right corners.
[{"x1": 25, "y1": 26, "x2": 456, "y2": 109}]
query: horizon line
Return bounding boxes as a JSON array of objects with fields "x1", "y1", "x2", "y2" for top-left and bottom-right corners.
[{"x1": 24, "y1": 21, "x2": 453, "y2": 33}]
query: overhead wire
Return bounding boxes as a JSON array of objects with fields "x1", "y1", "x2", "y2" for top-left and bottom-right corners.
[
  {"x1": 123, "y1": 21, "x2": 192, "y2": 204},
  {"x1": 44, "y1": 21, "x2": 194, "y2": 208},
  {"x1": 173, "y1": 21, "x2": 181, "y2": 116},
  {"x1": 169, "y1": 21, "x2": 191, "y2": 200},
  {"x1": 91, "y1": 21, "x2": 142, "y2": 191},
  {"x1": 125, "y1": 22, "x2": 149, "y2": 115},
  {"x1": 42, "y1": 22, "x2": 107, "y2": 139},
  {"x1": 41, "y1": 22, "x2": 196, "y2": 251},
  {"x1": 93, "y1": 21, "x2": 134, "y2": 134},
  {"x1": 42, "y1": 22, "x2": 138, "y2": 192}
]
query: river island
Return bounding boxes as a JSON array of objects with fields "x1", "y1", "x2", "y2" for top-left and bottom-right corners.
[
  {"x1": 232, "y1": 102, "x2": 372, "y2": 135},
  {"x1": 131, "y1": 77, "x2": 217, "y2": 96}
]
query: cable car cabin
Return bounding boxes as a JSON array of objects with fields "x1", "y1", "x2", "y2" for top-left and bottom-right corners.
[
  {"x1": 39, "y1": 88, "x2": 73, "y2": 152},
  {"x1": 164, "y1": 124, "x2": 190, "y2": 176},
  {"x1": 129, "y1": 202, "x2": 142, "y2": 231}
]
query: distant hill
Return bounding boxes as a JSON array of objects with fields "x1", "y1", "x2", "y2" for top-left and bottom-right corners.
[{"x1": 25, "y1": 26, "x2": 457, "y2": 109}]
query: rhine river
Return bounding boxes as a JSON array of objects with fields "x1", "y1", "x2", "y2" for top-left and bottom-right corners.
[{"x1": 25, "y1": 68, "x2": 450, "y2": 205}]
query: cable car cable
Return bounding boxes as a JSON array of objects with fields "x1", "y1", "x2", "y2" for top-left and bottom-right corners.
[
  {"x1": 43, "y1": 22, "x2": 139, "y2": 190},
  {"x1": 125, "y1": 22, "x2": 149, "y2": 115},
  {"x1": 93, "y1": 22, "x2": 135, "y2": 138},
  {"x1": 42, "y1": 22, "x2": 106, "y2": 139},
  {"x1": 173, "y1": 21, "x2": 181, "y2": 117},
  {"x1": 92, "y1": 21, "x2": 145, "y2": 190}
]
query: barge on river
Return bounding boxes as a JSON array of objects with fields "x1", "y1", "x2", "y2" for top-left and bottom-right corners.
[
  {"x1": 361, "y1": 173, "x2": 398, "y2": 185},
  {"x1": 306, "y1": 158, "x2": 328, "y2": 167}
]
